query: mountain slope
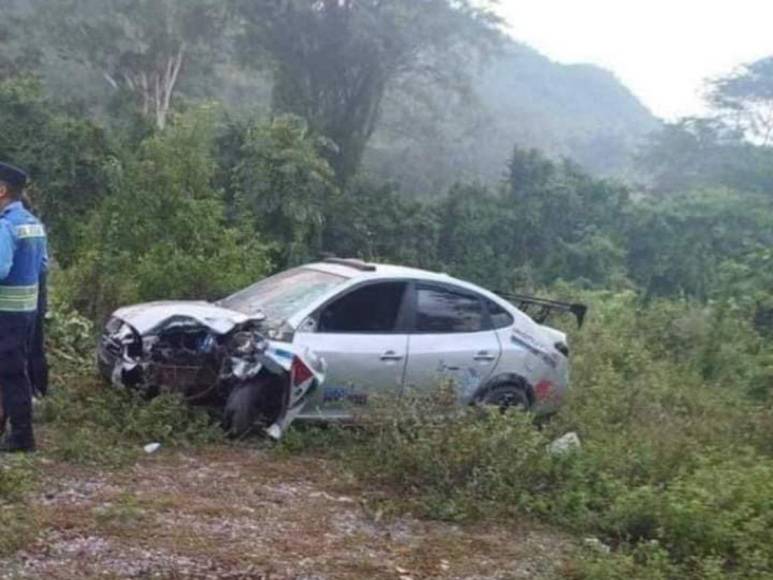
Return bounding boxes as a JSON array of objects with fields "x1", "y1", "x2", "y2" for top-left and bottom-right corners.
[{"x1": 365, "y1": 41, "x2": 660, "y2": 193}]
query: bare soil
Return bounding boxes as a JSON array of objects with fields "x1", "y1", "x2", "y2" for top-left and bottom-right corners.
[{"x1": 0, "y1": 446, "x2": 572, "y2": 579}]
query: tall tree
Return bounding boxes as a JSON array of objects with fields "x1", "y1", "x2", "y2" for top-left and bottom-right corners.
[
  {"x1": 234, "y1": 0, "x2": 501, "y2": 183},
  {"x1": 232, "y1": 114, "x2": 339, "y2": 265},
  {"x1": 40, "y1": 0, "x2": 228, "y2": 129},
  {"x1": 0, "y1": 77, "x2": 111, "y2": 264},
  {"x1": 709, "y1": 57, "x2": 773, "y2": 145}
]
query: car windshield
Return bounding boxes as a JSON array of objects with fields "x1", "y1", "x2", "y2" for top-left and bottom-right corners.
[{"x1": 220, "y1": 267, "x2": 347, "y2": 322}]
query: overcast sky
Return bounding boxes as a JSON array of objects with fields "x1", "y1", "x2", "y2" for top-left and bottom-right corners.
[{"x1": 496, "y1": 0, "x2": 773, "y2": 120}]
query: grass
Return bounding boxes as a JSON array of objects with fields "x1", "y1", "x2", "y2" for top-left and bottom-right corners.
[
  {"x1": 0, "y1": 457, "x2": 37, "y2": 556},
  {"x1": 279, "y1": 293, "x2": 773, "y2": 579},
  {"x1": 36, "y1": 377, "x2": 222, "y2": 467}
]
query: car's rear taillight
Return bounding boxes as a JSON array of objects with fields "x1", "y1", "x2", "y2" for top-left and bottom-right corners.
[{"x1": 291, "y1": 356, "x2": 314, "y2": 386}]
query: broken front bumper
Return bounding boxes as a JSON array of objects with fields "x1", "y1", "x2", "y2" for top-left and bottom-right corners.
[{"x1": 97, "y1": 303, "x2": 325, "y2": 439}]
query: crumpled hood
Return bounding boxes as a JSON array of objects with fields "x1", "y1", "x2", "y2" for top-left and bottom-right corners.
[{"x1": 112, "y1": 301, "x2": 258, "y2": 335}]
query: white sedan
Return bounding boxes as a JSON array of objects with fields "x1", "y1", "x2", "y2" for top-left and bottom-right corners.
[{"x1": 219, "y1": 259, "x2": 584, "y2": 419}]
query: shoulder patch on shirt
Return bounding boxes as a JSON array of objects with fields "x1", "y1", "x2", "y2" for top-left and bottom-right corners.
[{"x1": 14, "y1": 224, "x2": 46, "y2": 240}]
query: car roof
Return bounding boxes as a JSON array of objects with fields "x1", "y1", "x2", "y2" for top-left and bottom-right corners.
[
  {"x1": 306, "y1": 260, "x2": 466, "y2": 286},
  {"x1": 304, "y1": 260, "x2": 511, "y2": 305}
]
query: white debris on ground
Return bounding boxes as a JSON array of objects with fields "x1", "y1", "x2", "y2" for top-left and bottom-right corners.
[
  {"x1": 143, "y1": 442, "x2": 162, "y2": 454},
  {"x1": 583, "y1": 537, "x2": 612, "y2": 554},
  {"x1": 547, "y1": 432, "x2": 582, "y2": 456}
]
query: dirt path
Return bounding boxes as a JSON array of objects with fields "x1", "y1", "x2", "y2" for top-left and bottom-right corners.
[{"x1": 1, "y1": 447, "x2": 571, "y2": 579}]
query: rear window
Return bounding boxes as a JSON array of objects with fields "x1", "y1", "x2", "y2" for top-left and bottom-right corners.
[
  {"x1": 487, "y1": 299, "x2": 514, "y2": 329},
  {"x1": 415, "y1": 285, "x2": 485, "y2": 333},
  {"x1": 220, "y1": 268, "x2": 347, "y2": 321}
]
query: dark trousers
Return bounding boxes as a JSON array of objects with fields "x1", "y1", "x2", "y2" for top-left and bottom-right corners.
[
  {"x1": 0, "y1": 312, "x2": 36, "y2": 446},
  {"x1": 29, "y1": 273, "x2": 49, "y2": 397}
]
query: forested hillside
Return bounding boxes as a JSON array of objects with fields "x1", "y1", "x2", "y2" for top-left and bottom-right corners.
[
  {"x1": 367, "y1": 41, "x2": 659, "y2": 192},
  {"x1": 1, "y1": 1, "x2": 773, "y2": 578},
  {"x1": 4, "y1": 0, "x2": 656, "y2": 191}
]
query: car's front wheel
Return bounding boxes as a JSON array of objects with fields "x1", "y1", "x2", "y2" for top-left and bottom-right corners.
[{"x1": 223, "y1": 382, "x2": 264, "y2": 438}]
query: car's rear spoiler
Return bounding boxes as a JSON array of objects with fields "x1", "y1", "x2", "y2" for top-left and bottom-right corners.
[{"x1": 496, "y1": 292, "x2": 588, "y2": 329}]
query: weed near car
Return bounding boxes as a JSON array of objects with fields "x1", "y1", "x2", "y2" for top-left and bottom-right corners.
[
  {"x1": 36, "y1": 379, "x2": 222, "y2": 466},
  {"x1": 282, "y1": 293, "x2": 773, "y2": 579}
]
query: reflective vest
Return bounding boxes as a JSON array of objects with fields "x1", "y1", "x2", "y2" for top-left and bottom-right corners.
[{"x1": 0, "y1": 202, "x2": 47, "y2": 313}]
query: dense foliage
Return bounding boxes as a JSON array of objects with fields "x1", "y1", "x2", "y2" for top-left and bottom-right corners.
[
  {"x1": 288, "y1": 295, "x2": 773, "y2": 578},
  {"x1": 7, "y1": 0, "x2": 656, "y2": 187}
]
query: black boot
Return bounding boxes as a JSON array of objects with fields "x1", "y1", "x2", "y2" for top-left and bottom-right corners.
[{"x1": 0, "y1": 433, "x2": 36, "y2": 453}]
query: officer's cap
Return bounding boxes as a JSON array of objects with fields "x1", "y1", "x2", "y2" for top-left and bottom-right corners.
[{"x1": 0, "y1": 162, "x2": 28, "y2": 189}]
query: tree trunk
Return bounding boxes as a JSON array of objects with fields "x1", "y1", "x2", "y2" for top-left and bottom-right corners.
[{"x1": 154, "y1": 44, "x2": 186, "y2": 131}]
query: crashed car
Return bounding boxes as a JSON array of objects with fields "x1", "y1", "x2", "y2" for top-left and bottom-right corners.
[
  {"x1": 98, "y1": 302, "x2": 325, "y2": 439},
  {"x1": 99, "y1": 258, "x2": 586, "y2": 436}
]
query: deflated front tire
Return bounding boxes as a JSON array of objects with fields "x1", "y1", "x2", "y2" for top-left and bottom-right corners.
[{"x1": 222, "y1": 380, "x2": 267, "y2": 438}]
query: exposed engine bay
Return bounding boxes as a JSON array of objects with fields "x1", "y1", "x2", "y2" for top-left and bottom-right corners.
[{"x1": 98, "y1": 302, "x2": 325, "y2": 439}]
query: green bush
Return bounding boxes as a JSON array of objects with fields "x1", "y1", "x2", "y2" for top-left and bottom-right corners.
[
  {"x1": 46, "y1": 281, "x2": 95, "y2": 365},
  {"x1": 37, "y1": 379, "x2": 221, "y2": 466},
  {"x1": 0, "y1": 77, "x2": 112, "y2": 265},
  {"x1": 326, "y1": 293, "x2": 773, "y2": 578},
  {"x1": 601, "y1": 452, "x2": 773, "y2": 575},
  {"x1": 232, "y1": 114, "x2": 339, "y2": 266},
  {"x1": 343, "y1": 387, "x2": 550, "y2": 520},
  {"x1": 59, "y1": 106, "x2": 273, "y2": 321}
]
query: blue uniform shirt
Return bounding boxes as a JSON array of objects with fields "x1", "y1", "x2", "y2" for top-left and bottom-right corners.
[{"x1": 0, "y1": 201, "x2": 48, "y2": 313}]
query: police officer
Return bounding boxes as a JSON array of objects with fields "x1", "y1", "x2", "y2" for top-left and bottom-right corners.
[{"x1": 0, "y1": 162, "x2": 47, "y2": 453}]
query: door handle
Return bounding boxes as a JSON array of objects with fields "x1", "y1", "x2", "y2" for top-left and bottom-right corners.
[
  {"x1": 380, "y1": 351, "x2": 404, "y2": 362},
  {"x1": 474, "y1": 351, "x2": 497, "y2": 362}
]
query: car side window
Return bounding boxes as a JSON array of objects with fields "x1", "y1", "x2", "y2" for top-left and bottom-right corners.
[
  {"x1": 415, "y1": 285, "x2": 485, "y2": 333},
  {"x1": 487, "y1": 299, "x2": 514, "y2": 329},
  {"x1": 317, "y1": 282, "x2": 408, "y2": 333}
]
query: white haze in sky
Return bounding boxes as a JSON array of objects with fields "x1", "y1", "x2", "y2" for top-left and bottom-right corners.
[{"x1": 496, "y1": 0, "x2": 773, "y2": 120}]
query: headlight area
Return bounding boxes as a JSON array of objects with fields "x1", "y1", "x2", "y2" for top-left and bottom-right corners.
[{"x1": 100, "y1": 314, "x2": 322, "y2": 440}]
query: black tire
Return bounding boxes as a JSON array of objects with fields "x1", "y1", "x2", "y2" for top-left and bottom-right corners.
[
  {"x1": 481, "y1": 384, "x2": 530, "y2": 412},
  {"x1": 223, "y1": 382, "x2": 264, "y2": 438}
]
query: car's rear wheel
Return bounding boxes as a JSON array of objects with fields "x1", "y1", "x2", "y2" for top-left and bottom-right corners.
[{"x1": 481, "y1": 384, "x2": 530, "y2": 412}]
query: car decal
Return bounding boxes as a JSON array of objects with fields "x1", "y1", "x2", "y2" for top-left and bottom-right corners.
[
  {"x1": 270, "y1": 348, "x2": 294, "y2": 360},
  {"x1": 435, "y1": 362, "x2": 482, "y2": 398},
  {"x1": 322, "y1": 387, "x2": 369, "y2": 406},
  {"x1": 511, "y1": 330, "x2": 558, "y2": 369}
]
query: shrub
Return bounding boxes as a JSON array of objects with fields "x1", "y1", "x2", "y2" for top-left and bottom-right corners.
[
  {"x1": 233, "y1": 114, "x2": 339, "y2": 266},
  {"x1": 336, "y1": 385, "x2": 550, "y2": 520},
  {"x1": 324, "y1": 293, "x2": 773, "y2": 578},
  {"x1": 59, "y1": 106, "x2": 273, "y2": 321},
  {"x1": 37, "y1": 379, "x2": 221, "y2": 466},
  {"x1": 0, "y1": 77, "x2": 112, "y2": 265}
]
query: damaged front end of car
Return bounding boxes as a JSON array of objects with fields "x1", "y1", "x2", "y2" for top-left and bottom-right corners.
[{"x1": 97, "y1": 302, "x2": 325, "y2": 440}]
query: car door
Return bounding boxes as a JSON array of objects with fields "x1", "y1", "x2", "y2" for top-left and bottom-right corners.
[
  {"x1": 293, "y1": 281, "x2": 410, "y2": 417},
  {"x1": 403, "y1": 282, "x2": 502, "y2": 401}
]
